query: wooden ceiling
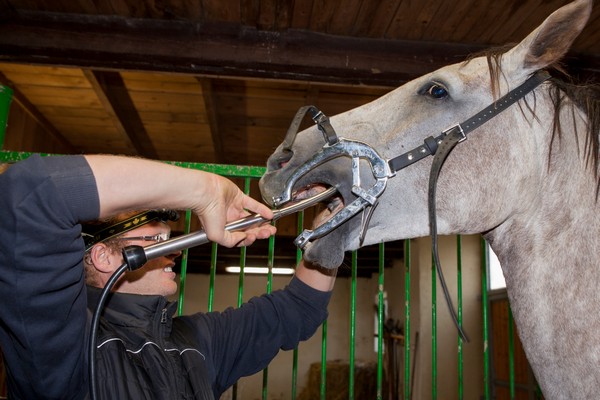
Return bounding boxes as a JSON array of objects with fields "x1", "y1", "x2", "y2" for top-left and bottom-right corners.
[{"x1": 0, "y1": 0, "x2": 598, "y2": 166}]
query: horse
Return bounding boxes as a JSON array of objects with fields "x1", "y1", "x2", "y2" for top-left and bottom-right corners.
[{"x1": 259, "y1": 0, "x2": 600, "y2": 398}]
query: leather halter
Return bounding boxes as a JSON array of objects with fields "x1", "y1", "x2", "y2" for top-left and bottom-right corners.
[{"x1": 272, "y1": 70, "x2": 550, "y2": 341}]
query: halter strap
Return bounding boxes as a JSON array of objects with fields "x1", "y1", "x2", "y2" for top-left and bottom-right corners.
[{"x1": 282, "y1": 105, "x2": 338, "y2": 150}]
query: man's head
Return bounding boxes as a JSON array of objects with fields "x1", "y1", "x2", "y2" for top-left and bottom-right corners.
[{"x1": 82, "y1": 210, "x2": 181, "y2": 297}]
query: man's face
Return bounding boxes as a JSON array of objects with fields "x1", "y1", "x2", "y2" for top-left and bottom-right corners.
[{"x1": 109, "y1": 221, "x2": 180, "y2": 297}]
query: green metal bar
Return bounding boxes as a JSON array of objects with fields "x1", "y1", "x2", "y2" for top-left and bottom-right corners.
[
  {"x1": 376, "y1": 242, "x2": 385, "y2": 400},
  {"x1": 481, "y1": 238, "x2": 491, "y2": 400},
  {"x1": 0, "y1": 151, "x2": 50, "y2": 163},
  {"x1": 431, "y1": 253, "x2": 437, "y2": 400},
  {"x1": 262, "y1": 368, "x2": 269, "y2": 400},
  {"x1": 233, "y1": 178, "x2": 252, "y2": 400},
  {"x1": 208, "y1": 242, "x2": 218, "y2": 312},
  {"x1": 404, "y1": 239, "x2": 411, "y2": 400},
  {"x1": 0, "y1": 85, "x2": 13, "y2": 150},
  {"x1": 457, "y1": 235, "x2": 464, "y2": 400},
  {"x1": 0, "y1": 151, "x2": 266, "y2": 180},
  {"x1": 320, "y1": 320, "x2": 328, "y2": 400},
  {"x1": 291, "y1": 349, "x2": 299, "y2": 400},
  {"x1": 349, "y1": 250, "x2": 358, "y2": 400},
  {"x1": 291, "y1": 211, "x2": 304, "y2": 400},
  {"x1": 265, "y1": 234, "x2": 274, "y2": 294},
  {"x1": 508, "y1": 305, "x2": 515, "y2": 399},
  {"x1": 168, "y1": 160, "x2": 266, "y2": 178},
  {"x1": 236, "y1": 253, "x2": 247, "y2": 305},
  {"x1": 236, "y1": 179, "x2": 252, "y2": 308},
  {"x1": 262, "y1": 233, "x2": 275, "y2": 400},
  {"x1": 177, "y1": 209, "x2": 193, "y2": 316}
]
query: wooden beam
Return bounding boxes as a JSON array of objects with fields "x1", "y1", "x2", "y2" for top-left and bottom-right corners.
[
  {"x1": 0, "y1": 11, "x2": 486, "y2": 87},
  {"x1": 196, "y1": 77, "x2": 225, "y2": 163},
  {"x1": 82, "y1": 69, "x2": 159, "y2": 159},
  {"x1": 1, "y1": 12, "x2": 596, "y2": 86},
  {"x1": 0, "y1": 71, "x2": 77, "y2": 152}
]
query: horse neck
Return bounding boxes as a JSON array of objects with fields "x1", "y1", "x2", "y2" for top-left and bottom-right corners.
[{"x1": 486, "y1": 99, "x2": 598, "y2": 285}]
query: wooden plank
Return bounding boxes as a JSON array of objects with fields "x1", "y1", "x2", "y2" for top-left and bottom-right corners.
[
  {"x1": 9, "y1": 87, "x2": 101, "y2": 108},
  {"x1": 384, "y1": 0, "x2": 431, "y2": 40},
  {"x1": 239, "y1": 0, "x2": 257, "y2": 26},
  {"x1": 83, "y1": 69, "x2": 159, "y2": 159},
  {"x1": 37, "y1": 105, "x2": 112, "y2": 119},
  {"x1": 433, "y1": 0, "x2": 480, "y2": 44},
  {"x1": 465, "y1": 0, "x2": 522, "y2": 44},
  {"x1": 197, "y1": 77, "x2": 224, "y2": 163},
  {"x1": 308, "y1": 0, "x2": 339, "y2": 33},
  {"x1": 137, "y1": 111, "x2": 207, "y2": 124},
  {"x1": 121, "y1": 71, "x2": 201, "y2": 93},
  {"x1": 290, "y1": 0, "x2": 313, "y2": 29},
  {"x1": 354, "y1": 0, "x2": 395, "y2": 38},
  {"x1": 496, "y1": 0, "x2": 561, "y2": 44},
  {"x1": 273, "y1": 0, "x2": 293, "y2": 31},
  {"x1": 48, "y1": 115, "x2": 114, "y2": 128},
  {"x1": 127, "y1": 92, "x2": 205, "y2": 108},
  {"x1": 0, "y1": 72, "x2": 90, "y2": 89},
  {"x1": 0, "y1": 71, "x2": 77, "y2": 152},
  {"x1": 256, "y1": 0, "x2": 276, "y2": 30},
  {"x1": 202, "y1": 0, "x2": 239, "y2": 22}
]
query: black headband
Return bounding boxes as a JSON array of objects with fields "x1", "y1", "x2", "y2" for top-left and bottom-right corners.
[{"x1": 82, "y1": 209, "x2": 179, "y2": 250}]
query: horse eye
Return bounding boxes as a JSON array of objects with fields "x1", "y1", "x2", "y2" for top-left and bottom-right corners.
[{"x1": 423, "y1": 82, "x2": 449, "y2": 99}]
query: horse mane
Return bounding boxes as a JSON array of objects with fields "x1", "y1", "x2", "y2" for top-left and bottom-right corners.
[{"x1": 467, "y1": 46, "x2": 600, "y2": 195}]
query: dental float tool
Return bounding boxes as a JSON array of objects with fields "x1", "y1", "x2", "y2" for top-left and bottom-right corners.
[{"x1": 122, "y1": 185, "x2": 338, "y2": 270}]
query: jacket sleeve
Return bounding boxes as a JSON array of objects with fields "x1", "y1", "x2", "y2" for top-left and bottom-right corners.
[
  {"x1": 182, "y1": 276, "x2": 332, "y2": 397},
  {"x1": 0, "y1": 154, "x2": 100, "y2": 400}
]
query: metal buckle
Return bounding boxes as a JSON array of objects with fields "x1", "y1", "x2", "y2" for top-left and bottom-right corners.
[{"x1": 442, "y1": 124, "x2": 467, "y2": 142}]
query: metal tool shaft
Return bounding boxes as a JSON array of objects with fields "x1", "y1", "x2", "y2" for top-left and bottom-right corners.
[{"x1": 142, "y1": 186, "x2": 337, "y2": 261}]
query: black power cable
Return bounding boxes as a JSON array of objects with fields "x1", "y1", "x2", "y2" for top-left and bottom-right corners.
[
  {"x1": 88, "y1": 261, "x2": 128, "y2": 400},
  {"x1": 89, "y1": 244, "x2": 147, "y2": 400}
]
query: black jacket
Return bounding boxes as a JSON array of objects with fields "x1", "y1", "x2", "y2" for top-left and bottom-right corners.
[{"x1": 88, "y1": 276, "x2": 331, "y2": 399}]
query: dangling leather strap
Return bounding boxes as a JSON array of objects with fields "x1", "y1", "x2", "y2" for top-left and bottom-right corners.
[
  {"x1": 428, "y1": 128, "x2": 470, "y2": 341},
  {"x1": 427, "y1": 71, "x2": 551, "y2": 342}
]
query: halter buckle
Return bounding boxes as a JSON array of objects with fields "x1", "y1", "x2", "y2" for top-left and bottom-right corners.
[{"x1": 442, "y1": 124, "x2": 467, "y2": 142}]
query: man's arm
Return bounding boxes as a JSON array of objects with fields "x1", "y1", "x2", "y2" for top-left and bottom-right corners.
[
  {"x1": 84, "y1": 155, "x2": 276, "y2": 248},
  {"x1": 294, "y1": 260, "x2": 337, "y2": 292}
]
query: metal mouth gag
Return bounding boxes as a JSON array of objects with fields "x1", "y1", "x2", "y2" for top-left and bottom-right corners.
[{"x1": 270, "y1": 105, "x2": 395, "y2": 249}]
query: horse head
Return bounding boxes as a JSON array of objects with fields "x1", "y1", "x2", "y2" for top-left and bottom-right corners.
[{"x1": 260, "y1": 0, "x2": 594, "y2": 270}]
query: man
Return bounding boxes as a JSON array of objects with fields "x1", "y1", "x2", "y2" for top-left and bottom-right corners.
[{"x1": 0, "y1": 154, "x2": 336, "y2": 399}]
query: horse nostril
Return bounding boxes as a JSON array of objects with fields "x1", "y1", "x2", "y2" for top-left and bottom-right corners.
[{"x1": 268, "y1": 149, "x2": 293, "y2": 171}]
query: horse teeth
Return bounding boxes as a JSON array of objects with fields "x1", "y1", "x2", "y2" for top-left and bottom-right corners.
[{"x1": 327, "y1": 197, "x2": 343, "y2": 212}]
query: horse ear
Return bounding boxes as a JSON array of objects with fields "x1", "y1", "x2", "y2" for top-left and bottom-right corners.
[{"x1": 505, "y1": 0, "x2": 592, "y2": 75}]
